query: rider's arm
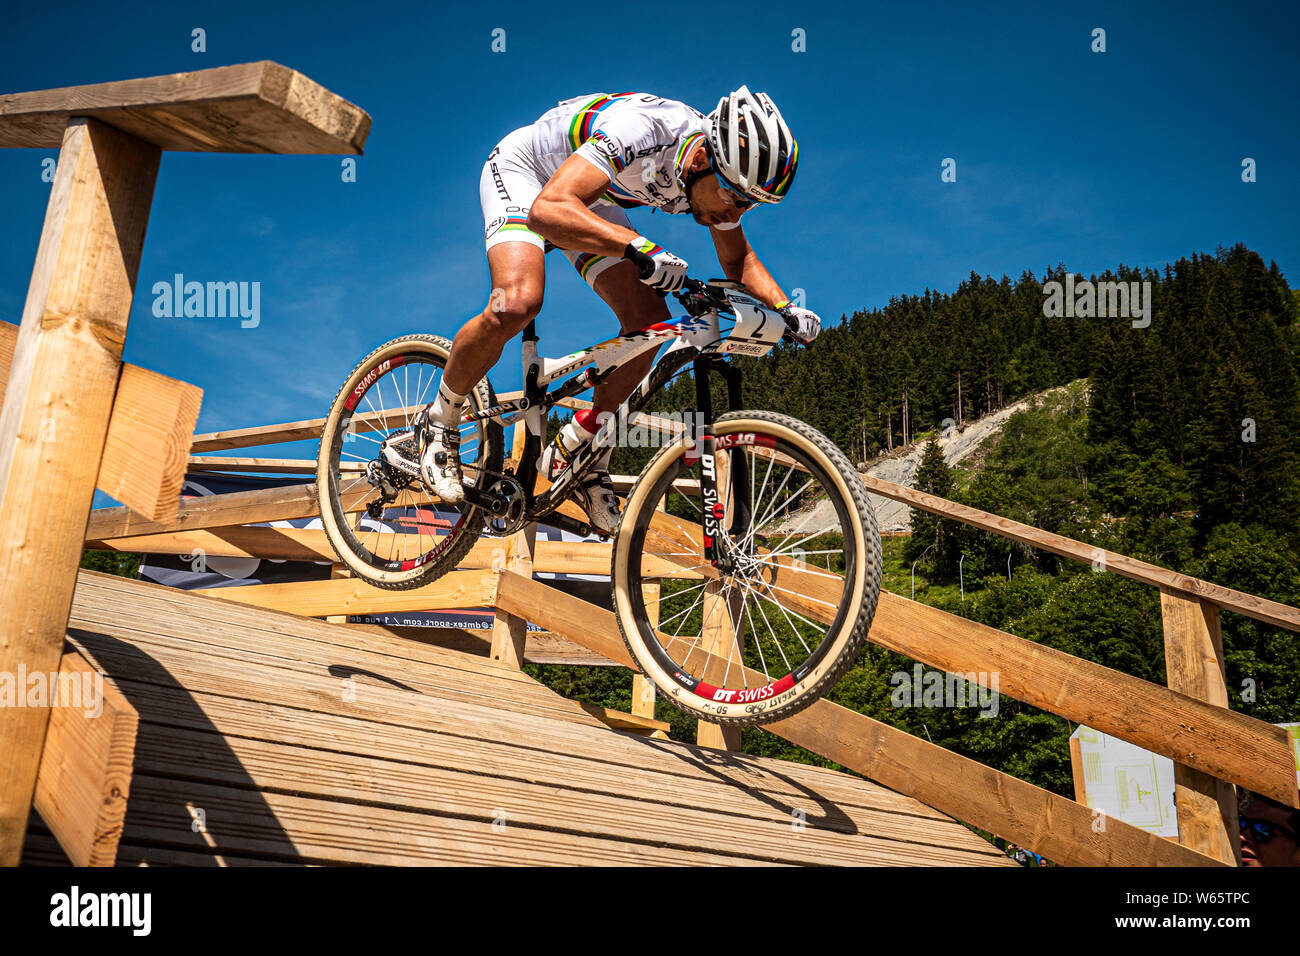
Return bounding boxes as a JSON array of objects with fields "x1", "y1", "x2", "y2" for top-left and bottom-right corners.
[
  {"x1": 528, "y1": 157, "x2": 639, "y2": 256},
  {"x1": 709, "y1": 224, "x2": 791, "y2": 308}
]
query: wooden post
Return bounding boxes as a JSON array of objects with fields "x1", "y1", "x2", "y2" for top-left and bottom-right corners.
[
  {"x1": 326, "y1": 567, "x2": 351, "y2": 623},
  {"x1": 490, "y1": 422, "x2": 536, "y2": 668},
  {"x1": 1160, "y1": 588, "x2": 1240, "y2": 865},
  {"x1": 34, "y1": 648, "x2": 138, "y2": 867},
  {"x1": 1068, "y1": 736, "x2": 1088, "y2": 804},
  {"x1": 697, "y1": 448, "x2": 743, "y2": 751},
  {"x1": 631, "y1": 499, "x2": 665, "y2": 722},
  {"x1": 0, "y1": 118, "x2": 160, "y2": 865}
]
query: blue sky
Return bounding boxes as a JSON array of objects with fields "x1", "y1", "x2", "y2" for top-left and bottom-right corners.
[{"x1": 1, "y1": 0, "x2": 1297, "y2": 493}]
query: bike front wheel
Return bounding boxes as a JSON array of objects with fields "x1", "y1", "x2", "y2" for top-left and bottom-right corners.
[{"x1": 611, "y1": 410, "x2": 882, "y2": 726}]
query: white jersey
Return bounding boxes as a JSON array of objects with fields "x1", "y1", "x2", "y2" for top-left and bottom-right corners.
[{"x1": 528, "y1": 92, "x2": 709, "y2": 215}]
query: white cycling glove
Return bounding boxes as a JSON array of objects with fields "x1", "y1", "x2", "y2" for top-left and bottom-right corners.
[
  {"x1": 779, "y1": 304, "x2": 822, "y2": 345},
  {"x1": 624, "y1": 236, "x2": 689, "y2": 292}
]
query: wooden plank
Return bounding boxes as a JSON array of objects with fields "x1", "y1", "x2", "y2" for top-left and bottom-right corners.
[
  {"x1": 642, "y1": 506, "x2": 1298, "y2": 807},
  {"x1": 84, "y1": 479, "x2": 368, "y2": 540},
  {"x1": 117, "y1": 777, "x2": 778, "y2": 867},
  {"x1": 632, "y1": 500, "x2": 664, "y2": 723},
  {"x1": 0, "y1": 118, "x2": 159, "y2": 866},
  {"x1": 0, "y1": 61, "x2": 369, "y2": 153},
  {"x1": 106, "y1": 675, "x2": 969, "y2": 829},
  {"x1": 1161, "y1": 589, "x2": 1241, "y2": 865},
  {"x1": 71, "y1": 569, "x2": 575, "y2": 696},
  {"x1": 65, "y1": 576, "x2": 993, "y2": 866},
  {"x1": 125, "y1": 725, "x2": 997, "y2": 866},
  {"x1": 1069, "y1": 736, "x2": 1087, "y2": 804},
  {"x1": 64, "y1": 576, "x2": 998, "y2": 861},
  {"x1": 67, "y1": 581, "x2": 603, "y2": 730},
  {"x1": 495, "y1": 571, "x2": 1223, "y2": 866},
  {"x1": 188, "y1": 457, "x2": 363, "y2": 475},
  {"x1": 869, "y1": 591, "x2": 1297, "y2": 807},
  {"x1": 88, "y1": 526, "x2": 693, "y2": 578},
  {"x1": 97, "y1": 364, "x2": 202, "y2": 521},
  {"x1": 89, "y1": 525, "x2": 335, "y2": 560},
  {"x1": 189, "y1": 402, "x2": 422, "y2": 453},
  {"x1": 339, "y1": 623, "x2": 618, "y2": 667},
  {"x1": 576, "y1": 703, "x2": 671, "y2": 736},
  {"x1": 191, "y1": 569, "x2": 499, "y2": 618},
  {"x1": 491, "y1": 422, "x2": 536, "y2": 668},
  {"x1": 859, "y1": 474, "x2": 1300, "y2": 633},
  {"x1": 0, "y1": 320, "x2": 16, "y2": 409},
  {"x1": 32, "y1": 647, "x2": 137, "y2": 866}
]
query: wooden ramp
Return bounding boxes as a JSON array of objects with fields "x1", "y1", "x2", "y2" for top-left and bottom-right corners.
[{"x1": 21, "y1": 570, "x2": 1010, "y2": 867}]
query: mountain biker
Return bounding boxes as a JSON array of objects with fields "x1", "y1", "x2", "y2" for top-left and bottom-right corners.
[{"x1": 416, "y1": 86, "x2": 823, "y2": 533}]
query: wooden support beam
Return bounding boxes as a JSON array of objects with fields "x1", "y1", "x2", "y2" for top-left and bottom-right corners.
[
  {"x1": 859, "y1": 473, "x2": 1300, "y2": 633},
  {"x1": 577, "y1": 702, "x2": 671, "y2": 737},
  {"x1": 187, "y1": 456, "x2": 364, "y2": 475},
  {"x1": 188, "y1": 403, "x2": 422, "y2": 454},
  {"x1": 346, "y1": 622, "x2": 619, "y2": 667},
  {"x1": 495, "y1": 571, "x2": 1221, "y2": 867},
  {"x1": 193, "y1": 569, "x2": 500, "y2": 618},
  {"x1": 1069, "y1": 736, "x2": 1087, "y2": 804},
  {"x1": 0, "y1": 61, "x2": 370, "y2": 153},
  {"x1": 643, "y1": 507, "x2": 1299, "y2": 807},
  {"x1": 90, "y1": 525, "x2": 339, "y2": 561},
  {"x1": 97, "y1": 364, "x2": 202, "y2": 521},
  {"x1": 0, "y1": 117, "x2": 159, "y2": 866},
  {"x1": 869, "y1": 592, "x2": 1297, "y2": 807},
  {"x1": 488, "y1": 525, "x2": 535, "y2": 665},
  {"x1": 0, "y1": 321, "x2": 16, "y2": 410},
  {"x1": 490, "y1": 423, "x2": 537, "y2": 668},
  {"x1": 631, "y1": 498, "x2": 666, "y2": 723},
  {"x1": 87, "y1": 525, "x2": 698, "y2": 579},
  {"x1": 33, "y1": 647, "x2": 137, "y2": 866},
  {"x1": 84, "y1": 480, "x2": 366, "y2": 540},
  {"x1": 1161, "y1": 589, "x2": 1241, "y2": 865}
]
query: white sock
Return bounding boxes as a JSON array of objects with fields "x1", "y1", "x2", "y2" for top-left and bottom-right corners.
[{"x1": 430, "y1": 381, "x2": 469, "y2": 427}]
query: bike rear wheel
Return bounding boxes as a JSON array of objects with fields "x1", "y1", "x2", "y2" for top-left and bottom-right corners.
[
  {"x1": 316, "y1": 334, "x2": 504, "y2": 590},
  {"x1": 611, "y1": 410, "x2": 881, "y2": 725}
]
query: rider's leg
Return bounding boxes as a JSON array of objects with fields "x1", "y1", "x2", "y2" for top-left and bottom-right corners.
[
  {"x1": 589, "y1": 259, "x2": 672, "y2": 411},
  {"x1": 419, "y1": 242, "x2": 545, "y2": 502},
  {"x1": 437, "y1": 242, "x2": 546, "y2": 412}
]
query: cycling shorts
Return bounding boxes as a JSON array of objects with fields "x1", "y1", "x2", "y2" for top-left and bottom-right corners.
[{"x1": 479, "y1": 125, "x2": 632, "y2": 288}]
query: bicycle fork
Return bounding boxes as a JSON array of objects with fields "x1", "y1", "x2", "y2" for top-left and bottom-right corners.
[{"x1": 690, "y1": 356, "x2": 752, "y2": 568}]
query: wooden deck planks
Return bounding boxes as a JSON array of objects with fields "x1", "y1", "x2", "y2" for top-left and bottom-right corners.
[{"x1": 33, "y1": 569, "x2": 1011, "y2": 866}]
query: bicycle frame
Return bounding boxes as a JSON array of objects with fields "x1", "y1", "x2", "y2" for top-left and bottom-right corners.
[{"x1": 458, "y1": 281, "x2": 787, "y2": 538}]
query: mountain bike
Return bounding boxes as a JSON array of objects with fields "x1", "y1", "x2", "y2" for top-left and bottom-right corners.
[{"x1": 316, "y1": 276, "x2": 882, "y2": 725}]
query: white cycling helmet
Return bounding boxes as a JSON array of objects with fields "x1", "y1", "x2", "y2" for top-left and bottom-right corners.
[{"x1": 705, "y1": 85, "x2": 799, "y2": 204}]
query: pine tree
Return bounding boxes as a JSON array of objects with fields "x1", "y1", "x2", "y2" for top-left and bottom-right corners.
[{"x1": 905, "y1": 440, "x2": 960, "y2": 574}]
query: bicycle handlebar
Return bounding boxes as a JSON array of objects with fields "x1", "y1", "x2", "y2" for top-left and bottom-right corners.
[
  {"x1": 626, "y1": 247, "x2": 803, "y2": 344},
  {"x1": 669, "y1": 276, "x2": 804, "y2": 344}
]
